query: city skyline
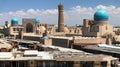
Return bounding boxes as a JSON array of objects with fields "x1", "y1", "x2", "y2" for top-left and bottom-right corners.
[{"x1": 0, "y1": 0, "x2": 120, "y2": 26}]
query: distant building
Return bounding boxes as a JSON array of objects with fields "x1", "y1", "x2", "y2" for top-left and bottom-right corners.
[{"x1": 82, "y1": 9, "x2": 114, "y2": 37}]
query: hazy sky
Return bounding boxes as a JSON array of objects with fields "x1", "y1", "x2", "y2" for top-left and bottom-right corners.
[{"x1": 0, "y1": 0, "x2": 120, "y2": 26}]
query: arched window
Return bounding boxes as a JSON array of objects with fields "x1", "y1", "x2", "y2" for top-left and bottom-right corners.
[
  {"x1": 106, "y1": 26, "x2": 108, "y2": 30},
  {"x1": 26, "y1": 23, "x2": 33, "y2": 33}
]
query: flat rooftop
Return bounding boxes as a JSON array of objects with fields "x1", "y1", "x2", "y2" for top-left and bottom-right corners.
[
  {"x1": 0, "y1": 45, "x2": 117, "y2": 61},
  {"x1": 0, "y1": 39, "x2": 118, "y2": 62},
  {"x1": 83, "y1": 44, "x2": 120, "y2": 54},
  {"x1": 10, "y1": 39, "x2": 40, "y2": 44}
]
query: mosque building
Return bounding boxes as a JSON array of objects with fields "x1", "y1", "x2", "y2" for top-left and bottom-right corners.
[
  {"x1": 82, "y1": 9, "x2": 114, "y2": 37},
  {"x1": 8, "y1": 18, "x2": 48, "y2": 36}
]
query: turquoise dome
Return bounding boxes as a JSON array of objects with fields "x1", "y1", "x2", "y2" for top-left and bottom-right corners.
[
  {"x1": 11, "y1": 17, "x2": 18, "y2": 23},
  {"x1": 42, "y1": 36, "x2": 48, "y2": 39},
  {"x1": 94, "y1": 9, "x2": 109, "y2": 21},
  {"x1": 35, "y1": 18, "x2": 40, "y2": 23}
]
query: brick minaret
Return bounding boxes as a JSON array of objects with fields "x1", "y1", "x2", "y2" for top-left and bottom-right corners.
[{"x1": 58, "y1": 3, "x2": 64, "y2": 32}]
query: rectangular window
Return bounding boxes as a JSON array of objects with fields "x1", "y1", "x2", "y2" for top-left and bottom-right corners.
[
  {"x1": 101, "y1": 61, "x2": 107, "y2": 67},
  {"x1": 80, "y1": 61, "x2": 94, "y2": 67},
  {"x1": 13, "y1": 28, "x2": 16, "y2": 31}
]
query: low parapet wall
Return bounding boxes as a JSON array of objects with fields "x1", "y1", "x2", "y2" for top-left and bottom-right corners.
[{"x1": 73, "y1": 38, "x2": 106, "y2": 46}]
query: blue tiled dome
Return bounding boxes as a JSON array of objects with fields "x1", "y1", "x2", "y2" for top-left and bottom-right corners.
[
  {"x1": 42, "y1": 36, "x2": 48, "y2": 39},
  {"x1": 94, "y1": 9, "x2": 109, "y2": 21},
  {"x1": 11, "y1": 17, "x2": 18, "y2": 23},
  {"x1": 35, "y1": 18, "x2": 40, "y2": 23}
]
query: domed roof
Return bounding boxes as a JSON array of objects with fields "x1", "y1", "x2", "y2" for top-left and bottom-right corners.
[
  {"x1": 11, "y1": 17, "x2": 18, "y2": 23},
  {"x1": 42, "y1": 36, "x2": 48, "y2": 39},
  {"x1": 64, "y1": 27, "x2": 69, "y2": 33},
  {"x1": 94, "y1": 9, "x2": 109, "y2": 21},
  {"x1": 35, "y1": 18, "x2": 40, "y2": 23},
  {"x1": 39, "y1": 26, "x2": 46, "y2": 31}
]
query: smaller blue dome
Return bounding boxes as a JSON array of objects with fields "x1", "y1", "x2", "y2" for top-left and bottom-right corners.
[
  {"x1": 94, "y1": 9, "x2": 109, "y2": 21},
  {"x1": 42, "y1": 36, "x2": 48, "y2": 39},
  {"x1": 35, "y1": 18, "x2": 40, "y2": 23},
  {"x1": 11, "y1": 17, "x2": 18, "y2": 23}
]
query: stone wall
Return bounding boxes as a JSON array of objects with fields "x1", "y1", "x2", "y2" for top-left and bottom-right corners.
[
  {"x1": 52, "y1": 38, "x2": 69, "y2": 48},
  {"x1": 23, "y1": 36, "x2": 41, "y2": 41},
  {"x1": 74, "y1": 38, "x2": 106, "y2": 44}
]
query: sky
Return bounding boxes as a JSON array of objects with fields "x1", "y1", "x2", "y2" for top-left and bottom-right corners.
[{"x1": 0, "y1": 0, "x2": 120, "y2": 26}]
